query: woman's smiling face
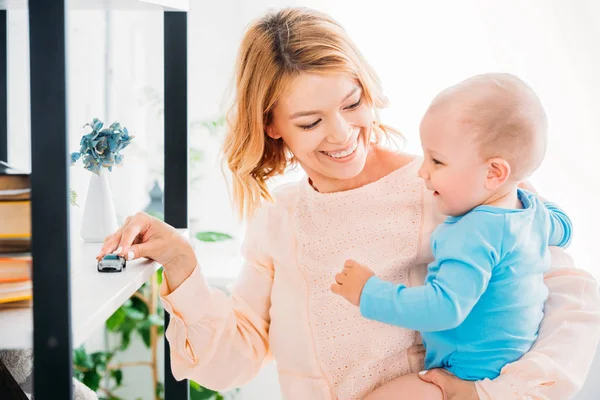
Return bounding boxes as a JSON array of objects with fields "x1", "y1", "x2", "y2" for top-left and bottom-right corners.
[{"x1": 268, "y1": 73, "x2": 374, "y2": 189}]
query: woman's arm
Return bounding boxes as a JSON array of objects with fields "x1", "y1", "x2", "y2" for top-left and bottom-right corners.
[
  {"x1": 98, "y1": 207, "x2": 275, "y2": 391},
  {"x1": 159, "y1": 205, "x2": 275, "y2": 391},
  {"x1": 476, "y1": 247, "x2": 600, "y2": 399}
]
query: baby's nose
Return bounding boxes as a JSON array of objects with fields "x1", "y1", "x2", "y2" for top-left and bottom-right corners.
[{"x1": 417, "y1": 164, "x2": 428, "y2": 180}]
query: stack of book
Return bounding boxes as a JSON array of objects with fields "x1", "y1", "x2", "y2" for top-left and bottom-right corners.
[{"x1": 0, "y1": 161, "x2": 32, "y2": 309}]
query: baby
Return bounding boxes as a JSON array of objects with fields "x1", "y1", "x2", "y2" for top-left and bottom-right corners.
[{"x1": 331, "y1": 73, "x2": 572, "y2": 399}]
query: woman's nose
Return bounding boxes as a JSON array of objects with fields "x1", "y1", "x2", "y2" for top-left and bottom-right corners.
[{"x1": 328, "y1": 114, "x2": 353, "y2": 143}]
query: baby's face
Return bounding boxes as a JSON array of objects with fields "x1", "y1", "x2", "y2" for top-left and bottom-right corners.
[{"x1": 418, "y1": 107, "x2": 491, "y2": 217}]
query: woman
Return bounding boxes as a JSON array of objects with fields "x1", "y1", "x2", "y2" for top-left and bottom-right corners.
[{"x1": 98, "y1": 8, "x2": 600, "y2": 399}]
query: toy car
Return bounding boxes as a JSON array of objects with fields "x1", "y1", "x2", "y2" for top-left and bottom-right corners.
[{"x1": 97, "y1": 254, "x2": 126, "y2": 272}]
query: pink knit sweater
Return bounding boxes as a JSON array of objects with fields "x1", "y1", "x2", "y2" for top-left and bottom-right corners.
[{"x1": 160, "y1": 157, "x2": 600, "y2": 399}]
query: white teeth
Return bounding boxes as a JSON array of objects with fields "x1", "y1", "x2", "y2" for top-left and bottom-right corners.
[{"x1": 322, "y1": 139, "x2": 358, "y2": 159}]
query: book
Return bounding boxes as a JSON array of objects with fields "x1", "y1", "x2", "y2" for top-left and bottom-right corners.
[
  {"x1": 0, "y1": 254, "x2": 31, "y2": 283},
  {"x1": 0, "y1": 238, "x2": 31, "y2": 253},
  {"x1": 0, "y1": 298, "x2": 31, "y2": 310},
  {"x1": 0, "y1": 280, "x2": 32, "y2": 304},
  {"x1": 0, "y1": 161, "x2": 29, "y2": 192},
  {"x1": 0, "y1": 188, "x2": 31, "y2": 201},
  {"x1": 0, "y1": 162, "x2": 31, "y2": 253},
  {"x1": 0, "y1": 201, "x2": 31, "y2": 238}
]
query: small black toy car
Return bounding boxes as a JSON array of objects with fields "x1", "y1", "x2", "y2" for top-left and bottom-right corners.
[{"x1": 97, "y1": 253, "x2": 126, "y2": 272}]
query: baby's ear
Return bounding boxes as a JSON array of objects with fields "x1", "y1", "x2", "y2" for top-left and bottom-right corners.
[{"x1": 485, "y1": 157, "x2": 511, "y2": 190}]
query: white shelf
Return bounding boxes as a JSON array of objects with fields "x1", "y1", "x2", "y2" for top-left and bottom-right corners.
[
  {"x1": 0, "y1": 0, "x2": 188, "y2": 11},
  {"x1": 0, "y1": 240, "x2": 161, "y2": 349},
  {"x1": 0, "y1": 230, "x2": 242, "y2": 349}
]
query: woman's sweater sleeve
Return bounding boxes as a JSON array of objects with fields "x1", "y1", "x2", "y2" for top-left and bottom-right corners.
[{"x1": 159, "y1": 204, "x2": 275, "y2": 391}]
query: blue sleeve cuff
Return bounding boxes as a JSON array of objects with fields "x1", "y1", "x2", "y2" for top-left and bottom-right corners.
[
  {"x1": 544, "y1": 201, "x2": 573, "y2": 247},
  {"x1": 359, "y1": 276, "x2": 403, "y2": 321}
]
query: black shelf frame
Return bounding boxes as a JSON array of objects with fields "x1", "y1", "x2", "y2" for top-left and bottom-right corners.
[{"x1": 1, "y1": 1, "x2": 189, "y2": 398}]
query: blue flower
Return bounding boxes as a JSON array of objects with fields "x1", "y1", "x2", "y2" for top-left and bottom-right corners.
[{"x1": 70, "y1": 118, "x2": 134, "y2": 175}]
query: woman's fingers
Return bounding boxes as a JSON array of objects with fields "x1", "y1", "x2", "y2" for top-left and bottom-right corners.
[
  {"x1": 96, "y1": 215, "x2": 138, "y2": 261},
  {"x1": 96, "y1": 212, "x2": 184, "y2": 266},
  {"x1": 97, "y1": 230, "x2": 123, "y2": 260},
  {"x1": 126, "y1": 242, "x2": 153, "y2": 261},
  {"x1": 117, "y1": 213, "x2": 150, "y2": 260}
]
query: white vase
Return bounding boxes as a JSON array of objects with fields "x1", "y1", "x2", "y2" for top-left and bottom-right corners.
[{"x1": 80, "y1": 169, "x2": 119, "y2": 243}]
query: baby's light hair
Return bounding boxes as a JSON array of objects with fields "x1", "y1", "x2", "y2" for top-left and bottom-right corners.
[{"x1": 429, "y1": 73, "x2": 548, "y2": 180}]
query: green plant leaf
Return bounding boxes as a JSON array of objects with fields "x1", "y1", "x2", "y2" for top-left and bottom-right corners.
[
  {"x1": 73, "y1": 346, "x2": 94, "y2": 369},
  {"x1": 129, "y1": 295, "x2": 149, "y2": 315},
  {"x1": 137, "y1": 320, "x2": 152, "y2": 348},
  {"x1": 195, "y1": 231, "x2": 233, "y2": 242},
  {"x1": 82, "y1": 370, "x2": 102, "y2": 391},
  {"x1": 156, "y1": 267, "x2": 163, "y2": 285},
  {"x1": 69, "y1": 189, "x2": 79, "y2": 207},
  {"x1": 125, "y1": 307, "x2": 146, "y2": 321},
  {"x1": 190, "y1": 385, "x2": 219, "y2": 400},
  {"x1": 119, "y1": 318, "x2": 137, "y2": 351},
  {"x1": 106, "y1": 307, "x2": 127, "y2": 331},
  {"x1": 120, "y1": 331, "x2": 131, "y2": 351},
  {"x1": 73, "y1": 369, "x2": 84, "y2": 382},
  {"x1": 90, "y1": 352, "x2": 110, "y2": 373},
  {"x1": 189, "y1": 380, "x2": 226, "y2": 399},
  {"x1": 73, "y1": 346, "x2": 86, "y2": 366},
  {"x1": 111, "y1": 369, "x2": 123, "y2": 386},
  {"x1": 155, "y1": 381, "x2": 164, "y2": 398}
]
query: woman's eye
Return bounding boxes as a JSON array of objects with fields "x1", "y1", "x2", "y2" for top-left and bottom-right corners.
[
  {"x1": 299, "y1": 119, "x2": 321, "y2": 130},
  {"x1": 345, "y1": 99, "x2": 362, "y2": 110}
]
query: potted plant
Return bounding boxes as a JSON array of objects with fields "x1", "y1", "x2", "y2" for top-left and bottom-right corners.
[{"x1": 70, "y1": 118, "x2": 134, "y2": 243}]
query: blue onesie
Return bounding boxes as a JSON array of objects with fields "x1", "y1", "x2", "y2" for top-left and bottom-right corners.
[{"x1": 360, "y1": 189, "x2": 572, "y2": 380}]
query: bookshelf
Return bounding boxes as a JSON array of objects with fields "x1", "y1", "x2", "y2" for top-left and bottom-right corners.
[{"x1": 0, "y1": 1, "x2": 190, "y2": 399}]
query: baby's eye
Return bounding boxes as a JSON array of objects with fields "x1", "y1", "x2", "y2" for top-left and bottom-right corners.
[{"x1": 432, "y1": 158, "x2": 443, "y2": 165}]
